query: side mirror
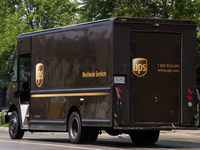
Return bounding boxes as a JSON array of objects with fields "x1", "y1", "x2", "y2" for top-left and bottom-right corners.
[
  {"x1": 8, "y1": 69, "x2": 14, "y2": 76},
  {"x1": 9, "y1": 55, "x2": 15, "y2": 63}
]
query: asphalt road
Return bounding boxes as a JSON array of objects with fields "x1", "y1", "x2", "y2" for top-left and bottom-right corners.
[{"x1": 1, "y1": 128, "x2": 200, "y2": 150}]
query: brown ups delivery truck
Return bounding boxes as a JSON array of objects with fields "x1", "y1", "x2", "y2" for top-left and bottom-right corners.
[{"x1": 5, "y1": 17, "x2": 197, "y2": 145}]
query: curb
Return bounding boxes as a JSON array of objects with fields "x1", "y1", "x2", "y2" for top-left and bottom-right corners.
[
  {"x1": 0, "y1": 126, "x2": 127, "y2": 138},
  {"x1": 1, "y1": 126, "x2": 200, "y2": 137},
  {"x1": 0, "y1": 127, "x2": 8, "y2": 132}
]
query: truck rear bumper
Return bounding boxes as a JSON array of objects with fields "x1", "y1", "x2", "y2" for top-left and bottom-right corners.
[
  {"x1": 4, "y1": 115, "x2": 9, "y2": 123},
  {"x1": 114, "y1": 126, "x2": 198, "y2": 131}
]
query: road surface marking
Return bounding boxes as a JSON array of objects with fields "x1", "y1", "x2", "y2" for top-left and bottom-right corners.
[{"x1": 0, "y1": 139, "x2": 103, "y2": 150}]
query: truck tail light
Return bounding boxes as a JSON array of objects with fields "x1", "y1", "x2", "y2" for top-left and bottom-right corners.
[
  {"x1": 118, "y1": 87, "x2": 122, "y2": 93},
  {"x1": 188, "y1": 102, "x2": 192, "y2": 107},
  {"x1": 188, "y1": 89, "x2": 193, "y2": 94},
  {"x1": 187, "y1": 88, "x2": 193, "y2": 107},
  {"x1": 188, "y1": 95, "x2": 192, "y2": 101},
  {"x1": 115, "y1": 87, "x2": 122, "y2": 99},
  {"x1": 118, "y1": 88, "x2": 122, "y2": 98}
]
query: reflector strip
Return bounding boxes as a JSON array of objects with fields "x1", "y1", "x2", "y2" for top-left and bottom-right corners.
[{"x1": 31, "y1": 92, "x2": 110, "y2": 98}]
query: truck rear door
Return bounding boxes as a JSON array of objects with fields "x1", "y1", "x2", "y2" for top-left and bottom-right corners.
[{"x1": 131, "y1": 32, "x2": 180, "y2": 124}]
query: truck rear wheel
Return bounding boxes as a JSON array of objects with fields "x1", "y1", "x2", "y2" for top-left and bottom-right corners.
[
  {"x1": 9, "y1": 111, "x2": 24, "y2": 139},
  {"x1": 86, "y1": 128, "x2": 98, "y2": 144},
  {"x1": 129, "y1": 130, "x2": 159, "y2": 145},
  {"x1": 68, "y1": 111, "x2": 88, "y2": 144}
]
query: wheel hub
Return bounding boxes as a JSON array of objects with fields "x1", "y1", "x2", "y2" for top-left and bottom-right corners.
[
  {"x1": 10, "y1": 116, "x2": 17, "y2": 134},
  {"x1": 70, "y1": 117, "x2": 78, "y2": 139}
]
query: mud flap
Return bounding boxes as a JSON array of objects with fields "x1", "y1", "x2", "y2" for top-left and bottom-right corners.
[
  {"x1": 195, "y1": 88, "x2": 200, "y2": 101},
  {"x1": 20, "y1": 104, "x2": 29, "y2": 128},
  {"x1": 4, "y1": 115, "x2": 10, "y2": 123},
  {"x1": 194, "y1": 87, "x2": 200, "y2": 127}
]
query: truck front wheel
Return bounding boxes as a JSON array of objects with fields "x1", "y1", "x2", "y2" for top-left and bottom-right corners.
[
  {"x1": 68, "y1": 111, "x2": 88, "y2": 144},
  {"x1": 129, "y1": 130, "x2": 159, "y2": 145},
  {"x1": 9, "y1": 111, "x2": 24, "y2": 139}
]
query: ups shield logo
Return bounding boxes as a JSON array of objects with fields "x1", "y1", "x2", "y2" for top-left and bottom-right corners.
[
  {"x1": 132, "y1": 58, "x2": 148, "y2": 77},
  {"x1": 35, "y1": 63, "x2": 44, "y2": 87}
]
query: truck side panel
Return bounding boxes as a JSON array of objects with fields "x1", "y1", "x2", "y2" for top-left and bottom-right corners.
[{"x1": 29, "y1": 22, "x2": 113, "y2": 130}]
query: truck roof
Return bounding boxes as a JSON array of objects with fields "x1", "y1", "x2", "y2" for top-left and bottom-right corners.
[
  {"x1": 18, "y1": 18, "x2": 113, "y2": 38},
  {"x1": 18, "y1": 17, "x2": 196, "y2": 38}
]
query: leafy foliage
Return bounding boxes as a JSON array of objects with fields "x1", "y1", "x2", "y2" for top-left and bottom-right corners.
[
  {"x1": 0, "y1": 0, "x2": 200, "y2": 84},
  {"x1": 0, "y1": 113, "x2": 3, "y2": 125},
  {"x1": 23, "y1": 0, "x2": 78, "y2": 29},
  {"x1": 0, "y1": 3, "x2": 27, "y2": 81},
  {"x1": 80, "y1": 0, "x2": 200, "y2": 23},
  {"x1": 110, "y1": 1, "x2": 152, "y2": 18},
  {"x1": 0, "y1": 0, "x2": 78, "y2": 86},
  {"x1": 79, "y1": 0, "x2": 115, "y2": 22},
  {"x1": 0, "y1": 112, "x2": 8, "y2": 126}
]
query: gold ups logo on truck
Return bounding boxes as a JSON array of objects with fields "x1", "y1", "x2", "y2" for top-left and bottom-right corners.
[
  {"x1": 132, "y1": 58, "x2": 148, "y2": 77},
  {"x1": 35, "y1": 63, "x2": 44, "y2": 87}
]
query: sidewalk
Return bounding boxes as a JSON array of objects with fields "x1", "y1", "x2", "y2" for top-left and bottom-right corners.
[{"x1": 0, "y1": 127, "x2": 8, "y2": 132}]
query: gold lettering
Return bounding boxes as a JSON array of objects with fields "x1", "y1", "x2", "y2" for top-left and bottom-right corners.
[
  {"x1": 157, "y1": 63, "x2": 179, "y2": 73},
  {"x1": 82, "y1": 72, "x2": 86, "y2": 77},
  {"x1": 174, "y1": 64, "x2": 179, "y2": 68},
  {"x1": 143, "y1": 64, "x2": 147, "y2": 72},
  {"x1": 39, "y1": 71, "x2": 43, "y2": 80},
  {"x1": 133, "y1": 64, "x2": 137, "y2": 71},
  {"x1": 36, "y1": 70, "x2": 43, "y2": 80},
  {"x1": 138, "y1": 64, "x2": 142, "y2": 74},
  {"x1": 133, "y1": 64, "x2": 147, "y2": 75},
  {"x1": 82, "y1": 71, "x2": 107, "y2": 78},
  {"x1": 159, "y1": 64, "x2": 165, "y2": 68},
  {"x1": 166, "y1": 64, "x2": 173, "y2": 68}
]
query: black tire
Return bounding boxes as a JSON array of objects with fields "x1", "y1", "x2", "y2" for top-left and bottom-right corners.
[
  {"x1": 68, "y1": 111, "x2": 88, "y2": 144},
  {"x1": 9, "y1": 111, "x2": 24, "y2": 139},
  {"x1": 130, "y1": 130, "x2": 159, "y2": 145},
  {"x1": 86, "y1": 128, "x2": 99, "y2": 144}
]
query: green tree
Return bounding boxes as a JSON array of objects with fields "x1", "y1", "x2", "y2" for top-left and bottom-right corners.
[
  {"x1": 0, "y1": 0, "x2": 78, "y2": 84},
  {"x1": 79, "y1": 0, "x2": 115, "y2": 22},
  {"x1": 79, "y1": 0, "x2": 162, "y2": 21},
  {"x1": 110, "y1": 0, "x2": 155, "y2": 18},
  {"x1": 23, "y1": 0, "x2": 78, "y2": 29},
  {"x1": 0, "y1": 3, "x2": 33, "y2": 82},
  {"x1": 80, "y1": 0, "x2": 200, "y2": 23}
]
